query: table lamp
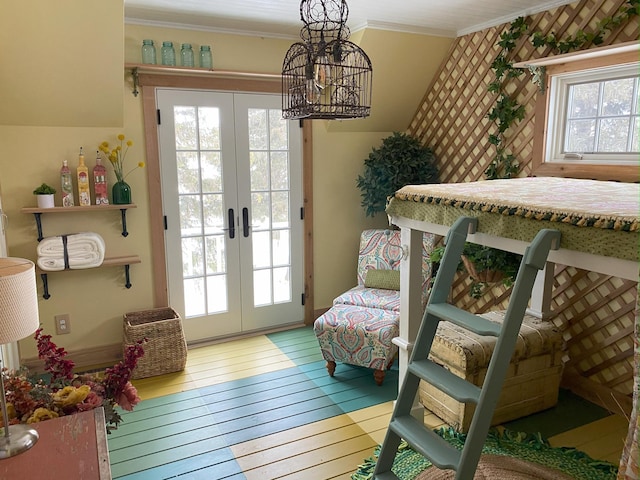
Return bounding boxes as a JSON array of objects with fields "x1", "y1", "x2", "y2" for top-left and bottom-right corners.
[{"x1": 0, "y1": 257, "x2": 40, "y2": 459}]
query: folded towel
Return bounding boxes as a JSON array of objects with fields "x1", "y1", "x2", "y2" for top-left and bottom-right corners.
[{"x1": 37, "y1": 232, "x2": 105, "y2": 271}]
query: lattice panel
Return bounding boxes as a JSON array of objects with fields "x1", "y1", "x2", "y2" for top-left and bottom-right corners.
[
  {"x1": 409, "y1": 0, "x2": 639, "y2": 413},
  {"x1": 551, "y1": 265, "x2": 637, "y2": 396}
]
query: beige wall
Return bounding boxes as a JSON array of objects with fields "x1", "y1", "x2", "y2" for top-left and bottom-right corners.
[{"x1": 1, "y1": 4, "x2": 450, "y2": 365}]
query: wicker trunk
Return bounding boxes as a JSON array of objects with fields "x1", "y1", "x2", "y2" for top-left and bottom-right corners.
[
  {"x1": 419, "y1": 310, "x2": 565, "y2": 433},
  {"x1": 123, "y1": 307, "x2": 187, "y2": 379}
]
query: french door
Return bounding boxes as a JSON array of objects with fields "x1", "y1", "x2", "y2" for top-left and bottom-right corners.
[{"x1": 157, "y1": 89, "x2": 304, "y2": 342}]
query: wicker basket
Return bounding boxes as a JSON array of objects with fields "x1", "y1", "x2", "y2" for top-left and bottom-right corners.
[{"x1": 123, "y1": 307, "x2": 187, "y2": 379}]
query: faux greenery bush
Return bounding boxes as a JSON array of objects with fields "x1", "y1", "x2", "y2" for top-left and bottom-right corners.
[{"x1": 356, "y1": 132, "x2": 438, "y2": 217}]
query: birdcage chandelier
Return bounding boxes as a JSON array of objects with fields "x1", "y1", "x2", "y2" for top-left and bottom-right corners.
[{"x1": 282, "y1": 0, "x2": 372, "y2": 120}]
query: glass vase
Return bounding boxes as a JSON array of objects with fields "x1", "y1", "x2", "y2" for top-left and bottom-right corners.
[{"x1": 112, "y1": 180, "x2": 132, "y2": 205}]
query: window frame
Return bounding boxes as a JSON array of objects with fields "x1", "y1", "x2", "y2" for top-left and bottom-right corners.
[
  {"x1": 547, "y1": 63, "x2": 639, "y2": 165},
  {"x1": 526, "y1": 42, "x2": 639, "y2": 182}
]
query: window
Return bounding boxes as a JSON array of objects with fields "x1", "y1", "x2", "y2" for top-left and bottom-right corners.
[
  {"x1": 547, "y1": 63, "x2": 639, "y2": 165},
  {"x1": 523, "y1": 41, "x2": 640, "y2": 182}
]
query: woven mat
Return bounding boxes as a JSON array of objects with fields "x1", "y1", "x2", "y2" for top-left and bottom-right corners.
[
  {"x1": 351, "y1": 428, "x2": 618, "y2": 480},
  {"x1": 416, "y1": 454, "x2": 572, "y2": 480}
]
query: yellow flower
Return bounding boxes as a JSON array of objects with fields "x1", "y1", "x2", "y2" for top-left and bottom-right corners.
[
  {"x1": 0, "y1": 403, "x2": 17, "y2": 427},
  {"x1": 26, "y1": 408, "x2": 59, "y2": 424},
  {"x1": 97, "y1": 134, "x2": 144, "y2": 182},
  {"x1": 52, "y1": 385, "x2": 91, "y2": 406}
]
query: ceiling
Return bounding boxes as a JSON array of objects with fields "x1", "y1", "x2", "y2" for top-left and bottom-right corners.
[{"x1": 124, "y1": 0, "x2": 577, "y2": 38}]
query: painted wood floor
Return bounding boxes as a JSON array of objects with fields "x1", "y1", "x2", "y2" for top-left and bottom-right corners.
[{"x1": 108, "y1": 326, "x2": 627, "y2": 479}]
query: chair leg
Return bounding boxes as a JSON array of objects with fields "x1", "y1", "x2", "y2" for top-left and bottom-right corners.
[
  {"x1": 386, "y1": 357, "x2": 395, "y2": 370},
  {"x1": 373, "y1": 369, "x2": 385, "y2": 386},
  {"x1": 326, "y1": 361, "x2": 336, "y2": 377}
]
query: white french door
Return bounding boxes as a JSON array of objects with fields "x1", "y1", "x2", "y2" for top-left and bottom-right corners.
[{"x1": 157, "y1": 89, "x2": 304, "y2": 342}]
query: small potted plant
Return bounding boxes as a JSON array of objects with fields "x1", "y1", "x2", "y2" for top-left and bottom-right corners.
[{"x1": 33, "y1": 183, "x2": 57, "y2": 208}]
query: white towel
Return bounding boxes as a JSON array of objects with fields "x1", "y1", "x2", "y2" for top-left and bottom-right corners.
[{"x1": 37, "y1": 232, "x2": 105, "y2": 271}]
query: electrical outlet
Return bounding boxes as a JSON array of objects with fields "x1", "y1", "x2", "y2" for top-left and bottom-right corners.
[{"x1": 55, "y1": 314, "x2": 71, "y2": 335}]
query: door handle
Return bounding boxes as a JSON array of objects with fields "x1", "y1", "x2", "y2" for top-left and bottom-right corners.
[
  {"x1": 242, "y1": 208, "x2": 250, "y2": 237},
  {"x1": 227, "y1": 208, "x2": 235, "y2": 239}
]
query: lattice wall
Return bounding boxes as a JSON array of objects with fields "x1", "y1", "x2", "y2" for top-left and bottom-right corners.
[{"x1": 408, "y1": 0, "x2": 639, "y2": 415}]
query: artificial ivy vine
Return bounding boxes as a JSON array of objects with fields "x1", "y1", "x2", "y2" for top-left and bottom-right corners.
[{"x1": 485, "y1": 0, "x2": 639, "y2": 180}]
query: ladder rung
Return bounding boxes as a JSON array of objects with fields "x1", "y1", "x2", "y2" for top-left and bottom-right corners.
[
  {"x1": 389, "y1": 416, "x2": 461, "y2": 470},
  {"x1": 409, "y1": 359, "x2": 481, "y2": 403},
  {"x1": 427, "y1": 303, "x2": 502, "y2": 336}
]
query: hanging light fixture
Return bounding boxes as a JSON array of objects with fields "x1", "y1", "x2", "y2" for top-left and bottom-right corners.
[{"x1": 282, "y1": 0, "x2": 373, "y2": 120}]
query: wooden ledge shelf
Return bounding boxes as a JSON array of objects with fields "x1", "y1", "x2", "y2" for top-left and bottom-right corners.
[
  {"x1": 22, "y1": 204, "x2": 137, "y2": 240},
  {"x1": 125, "y1": 63, "x2": 281, "y2": 96},
  {"x1": 37, "y1": 255, "x2": 141, "y2": 299}
]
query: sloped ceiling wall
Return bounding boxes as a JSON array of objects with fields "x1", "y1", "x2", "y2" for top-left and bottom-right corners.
[{"x1": 326, "y1": 29, "x2": 453, "y2": 133}]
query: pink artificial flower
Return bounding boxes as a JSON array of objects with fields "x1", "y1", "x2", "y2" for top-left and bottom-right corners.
[
  {"x1": 116, "y1": 382, "x2": 140, "y2": 411},
  {"x1": 77, "y1": 391, "x2": 104, "y2": 412}
]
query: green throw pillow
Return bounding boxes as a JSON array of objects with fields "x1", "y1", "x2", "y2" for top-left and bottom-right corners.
[{"x1": 364, "y1": 269, "x2": 401, "y2": 291}]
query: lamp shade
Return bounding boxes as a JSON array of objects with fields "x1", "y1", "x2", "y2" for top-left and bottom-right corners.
[{"x1": 0, "y1": 258, "x2": 39, "y2": 344}]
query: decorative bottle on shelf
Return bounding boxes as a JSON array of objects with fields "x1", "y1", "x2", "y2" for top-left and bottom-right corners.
[
  {"x1": 93, "y1": 152, "x2": 109, "y2": 205},
  {"x1": 199, "y1": 45, "x2": 213, "y2": 69},
  {"x1": 180, "y1": 43, "x2": 194, "y2": 67},
  {"x1": 76, "y1": 147, "x2": 91, "y2": 206},
  {"x1": 161, "y1": 41, "x2": 176, "y2": 66},
  {"x1": 141, "y1": 39, "x2": 156, "y2": 64},
  {"x1": 60, "y1": 159, "x2": 75, "y2": 207}
]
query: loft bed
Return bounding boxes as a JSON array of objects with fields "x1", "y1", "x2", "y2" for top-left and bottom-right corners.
[{"x1": 386, "y1": 176, "x2": 639, "y2": 472}]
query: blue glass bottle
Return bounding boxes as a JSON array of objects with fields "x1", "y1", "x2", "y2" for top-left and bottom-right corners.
[
  {"x1": 199, "y1": 45, "x2": 213, "y2": 69},
  {"x1": 141, "y1": 39, "x2": 156, "y2": 64},
  {"x1": 181, "y1": 43, "x2": 195, "y2": 67},
  {"x1": 161, "y1": 41, "x2": 176, "y2": 66}
]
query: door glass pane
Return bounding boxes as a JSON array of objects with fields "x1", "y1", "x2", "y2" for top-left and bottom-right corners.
[
  {"x1": 198, "y1": 107, "x2": 221, "y2": 149},
  {"x1": 269, "y1": 109, "x2": 288, "y2": 150},
  {"x1": 271, "y1": 152, "x2": 289, "y2": 190},
  {"x1": 203, "y1": 194, "x2": 223, "y2": 235},
  {"x1": 273, "y1": 267, "x2": 291, "y2": 303},
  {"x1": 201, "y1": 152, "x2": 222, "y2": 192},
  {"x1": 184, "y1": 277, "x2": 205, "y2": 317},
  {"x1": 205, "y1": 235, "x2": 226, "y2": 274},
  {"x1": 177, "y1": 152, "x2": 200, "y2": 194},
  {"x1": 248, "y1": 109, "x2": 268, "y2": 149},
  {"x1": 174, "y1": 107, "x2": 198, "y2": 149},
  {"x1": 254, "y1": 269, "x2": 271, "y2": 306},
  {"x1": 179, "y1": 195, "x2": 202, "y2": 236},
  {"x1": 251, "y1": 192, "x2": 271, "y2": 230},
  {"x1": 252, "y1": 231, "x2": 271, "y2": 269},
  {"x1": 207, "y1": 275, "x2": 227, "y2": 313},
  {"x1": 272, "y1": 230, "x2": 290, "y2": 266},
  {"x1": 181, "y1": 237, "x2": 204, "y2": 276},
  {"x1": 250, "y1": 151, "x2": 269, "y2": 190},
  {"x1": 272, "y1": 192, "x2": 289, "y2": 228}
]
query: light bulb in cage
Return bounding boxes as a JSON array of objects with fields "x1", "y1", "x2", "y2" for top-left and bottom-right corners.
[{"x1": 305, "y1": 79, "x2": 321, "y2": 103}]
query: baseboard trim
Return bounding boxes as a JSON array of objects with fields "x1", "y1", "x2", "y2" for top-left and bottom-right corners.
[{"x1": 22, "y1": 343, "x2": 123, "y2": 374}]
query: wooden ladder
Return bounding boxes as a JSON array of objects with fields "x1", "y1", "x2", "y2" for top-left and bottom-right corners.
[{"x1": 373, "y1": 216, "x2": 561, "y2": 480}]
